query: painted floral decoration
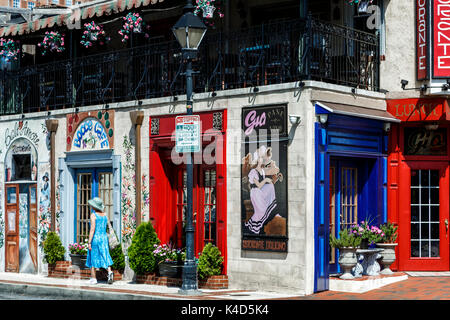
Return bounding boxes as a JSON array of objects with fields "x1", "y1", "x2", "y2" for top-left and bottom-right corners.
[
  {"x1": 194, "y1": 0, "x2": 224, "y2": 21},
  {"x1": 80, "y1": 21, "x2": 110, "y2": 48},
  {"x1": 38, "y1": 31, "x2": 65, "y2": 56},
  {"x1": 118, "y1": 12, "x2": 149, "y2": 43},
  {"x1": 0, "y1": 38, "x2": 20, "y2": 62}
]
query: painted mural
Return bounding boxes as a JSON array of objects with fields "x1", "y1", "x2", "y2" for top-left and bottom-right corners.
[
  {"x1": 0, "y1": 119, "x2": 50, "y2": 273},
  {"x1": 241, "y1": 105, "x2": 288, "y2": 253},
  {"x1": 38, "y1": 169, "x2": 51, "y2": 248},
  {"x1": 121, "y1": 135, "x2": 149, "y2": 245}
]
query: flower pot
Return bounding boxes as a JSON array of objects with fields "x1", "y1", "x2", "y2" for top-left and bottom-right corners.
[
  {"x1": 376, "y1": 243, "x2": 398, "y2": 274},
  {"x1": 338, "y1": 247, "x2": 358, "y2": 280},
  {"x1": 360, "y1": 239, "x2": 369, "y2": 249},
  {"x1": 158, "y1": 261, "x2": 180, "y2": 278},
  {"x1": 69, "y1": 254, "x2": 87, "y2": 270},
  {"x1": 202, "y1": 5, "x2": 216, "y2": 18}
]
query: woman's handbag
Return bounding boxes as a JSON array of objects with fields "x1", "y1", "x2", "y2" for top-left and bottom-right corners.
[{"x1": 107, "y1": 220, "x2": 119, "y2": 249}]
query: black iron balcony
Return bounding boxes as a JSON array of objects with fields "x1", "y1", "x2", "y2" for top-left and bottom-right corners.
[{"x1": 0, "y1": 16, "x2": 379, "y2": 115}]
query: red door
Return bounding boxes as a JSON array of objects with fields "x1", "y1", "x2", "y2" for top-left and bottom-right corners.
[{"x1": 398, "y1": 161, "x2": 449, "y2": 270}]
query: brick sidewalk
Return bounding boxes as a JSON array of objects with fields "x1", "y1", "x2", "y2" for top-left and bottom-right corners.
[{"x1": 297, "y1": 277, "x2": 450, "y2": 300}]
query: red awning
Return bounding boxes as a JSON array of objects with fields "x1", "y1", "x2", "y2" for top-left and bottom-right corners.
[{"x1": 0, "y1": 0, "x2": 163, "y2": 37}]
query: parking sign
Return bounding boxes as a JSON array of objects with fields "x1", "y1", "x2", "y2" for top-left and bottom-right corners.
[{"x1": 175, "y1": 115, "x2": 201, "y2": 153}]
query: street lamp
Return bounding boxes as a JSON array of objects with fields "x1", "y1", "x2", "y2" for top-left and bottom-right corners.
[{"x1": 172, "y1": 0, "x2": 207, "y2": 295}]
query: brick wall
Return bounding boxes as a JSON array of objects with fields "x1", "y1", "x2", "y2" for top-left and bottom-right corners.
[
  {"x1": 135, "y1": 274, "x2": 228, "y2": 290},
  {"x1": 48, "y1": 261, "x2": 123, "y2": 281}
]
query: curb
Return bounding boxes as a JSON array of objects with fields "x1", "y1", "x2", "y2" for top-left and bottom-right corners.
[{"x1": 0, "y1": 282, "x2": 176, "y2": 300}]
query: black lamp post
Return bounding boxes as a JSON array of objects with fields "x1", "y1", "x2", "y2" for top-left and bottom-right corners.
[{"x1": 172, "y1": 0, "x2": 207, "y2": 295}]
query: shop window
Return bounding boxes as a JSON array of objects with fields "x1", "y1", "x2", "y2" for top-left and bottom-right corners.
[
  {"x1": 12, "y1": 154, "x2": 31, "y2": 180},
  {"x1": 410, "y1": 170, "x2": 440, "y2": 258},
  {"x1": 404, "y1": 128, "x2": 447, "y2": 156}
]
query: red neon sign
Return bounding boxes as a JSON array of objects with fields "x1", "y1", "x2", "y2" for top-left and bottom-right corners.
[{"x1": 417, "y1": 0, "x2": 428, "y2": 80}]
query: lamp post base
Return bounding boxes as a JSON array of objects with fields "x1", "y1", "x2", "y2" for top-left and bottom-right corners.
[{"x1": 179, "y1": 262, "x2": 201, "y2": 295}]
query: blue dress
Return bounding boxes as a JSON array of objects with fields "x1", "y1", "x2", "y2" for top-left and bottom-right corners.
[{"x1": 85, "y1": 212, "x2": 113, "y2": 269}]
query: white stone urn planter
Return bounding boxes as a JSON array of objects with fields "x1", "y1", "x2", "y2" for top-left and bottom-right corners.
[
  {"x1": 338, "y1": 247, "x2": 358, "y2": 280},
  {"x1": 376, "y1": 243, "x2": 398, "y2": 274}
]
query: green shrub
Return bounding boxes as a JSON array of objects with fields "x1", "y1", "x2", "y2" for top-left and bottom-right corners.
[
  {"x1": 43, "y1": 231, "x2": 65, "y2": 265},
  {"x1": 127, "y1": 222, "x2": 160, "y2": 274},
  {"x1": 110, "y1": 243, "x2": 125, "y2": 272},
  {"x1": 329, "y1": 229, "x2": 361, "y2": 249},
  {"x1": 197, "y1": 243, "x2": 224, "y2": 280}
]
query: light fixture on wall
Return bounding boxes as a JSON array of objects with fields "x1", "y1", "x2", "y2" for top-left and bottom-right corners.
[
  {"x1": 288, "y1": 115, "x2": 302, "y2": 146},
  {"x1": 383, "y1": 122, "x2": 391, "y2": 133},
  {"x1": 289, "y1": 114, "x2": 301, "y2": 126},
  {"x1": 318, "y1": 114, "x2": 328, "y2": 124},
  {"x1": 401, "y1": 79, "x2": 409, "y2": 90}
]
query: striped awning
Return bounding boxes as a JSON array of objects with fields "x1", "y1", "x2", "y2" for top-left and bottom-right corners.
[{"x1": 0, "y1": 0, "x2": 163, "y2": 37}]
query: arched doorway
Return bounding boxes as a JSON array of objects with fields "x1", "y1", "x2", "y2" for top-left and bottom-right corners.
[{"x1": 4, "y1": 137, "x2": 38, "y2": 273}]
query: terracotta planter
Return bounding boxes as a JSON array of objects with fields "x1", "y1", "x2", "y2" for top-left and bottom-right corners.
[
  {"x1": 376, "y1": 243, "x2": 398, "y2": 274},
  {"x1": 338, "y1": 247, "x2": 358, "y2": 280}
]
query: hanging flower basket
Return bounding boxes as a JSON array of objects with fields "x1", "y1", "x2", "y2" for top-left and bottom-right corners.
[
  {"x1": 194, "y1": 0, "x2": 224, "y2": 22},
  {"x1": 118, "y1": 12, "x2": 149, "y2": 43},
  {"x1": 38, "y1": 31, "x2": 65, "y2": 56},
  {"x1": 0, "y1": 38, "x2": 20, "y2": 62},
  {"x1": 80, "y1": 21, "x2": 110, "y2": 48}
]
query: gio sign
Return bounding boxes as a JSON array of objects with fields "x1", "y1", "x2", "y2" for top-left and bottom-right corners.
[{"x1": 416, "y1": 0, "x2": 450, "y2": 79}]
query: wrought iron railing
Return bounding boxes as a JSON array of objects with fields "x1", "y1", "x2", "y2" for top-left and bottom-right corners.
[{"x1": 0, "y1": 16, "x2": 379, "y2": 115}]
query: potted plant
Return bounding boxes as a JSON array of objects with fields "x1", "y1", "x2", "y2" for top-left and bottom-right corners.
[
  {"x1": 80, "y1": 21, "x2": 110, "y2": 48},
  {"x1": 194, "y1": 0, "x2": 224, "y2": 19},
  {"x1": 38, "y1": 31, "x2": 65, "y2": 56},
  {"x1": 68, "y1": 240, "x2": 88, "y2": 269},
  {"x1": 0, "y1": 38, "x2": 20, "y2": 62},
  {"x1": 128, "y1": 221, "x2": 160, "y2": 277},
  {"x1": 376, "y1": 221, "x2": 398, "y2": 274},
  {"x1": 351, "y1": 219, "x2": 384, "y2": 249},
  {"x1": 43, "y1": 231, "x2": 65, "y2": 266},
  {"x1": 118, "y1": 12, "x2": 149, "y2": 43},
  {"x1": 330, "y1": 229, "x2": 361, "y2": 279},
  {"x1": 197, "y1": 243, "x2": 224, "y2": 280},
  {"x1": 153, "y1": 243, "x2": 184, "y2": 278}
]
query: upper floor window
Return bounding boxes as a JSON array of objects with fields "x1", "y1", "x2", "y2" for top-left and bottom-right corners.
[
  {"x1": 27, "y1": 1, "x2": 34, "y2": 9},
  {"x1": 12, "y1": 0, "x2": 19, "y2": 8},
  {"x1": 65, "y1": 0, "x2": 72, "y2": 5}
]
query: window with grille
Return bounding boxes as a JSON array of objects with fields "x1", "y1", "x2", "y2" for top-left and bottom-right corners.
[
  {"x1": 203, "y1": 170, "x2": 217, "y2": 245},
  {"x1": 410, "y1": 170, "x2": 440, "y2": 258},
  {"x1": 76, "y1": 173, "x2": 92, "y2": 243},
  {"x1": 340, "y1": 167, "x2": 358, "y2": 230}
]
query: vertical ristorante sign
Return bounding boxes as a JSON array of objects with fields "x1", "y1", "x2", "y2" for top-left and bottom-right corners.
[
  {"x1": 417, "y1": 0, "x2": 428, "y2": 80},
  {"x1": 433, "y1": 0, "x2": 450, "y2": 78},
  {"x1": 241, "y1": 104, "x2": 288, "y2": 252}
]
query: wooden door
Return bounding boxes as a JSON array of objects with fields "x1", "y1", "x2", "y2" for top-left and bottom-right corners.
[
  {"x1": 29, "y1": 184, "x2": 38, "y2": 269},
  {"x1": 5, "y1": 185, "x2": 19, "y2": 272},
  {"x1": 398, "y1": 161, "x2": 450, "y2": 270}
]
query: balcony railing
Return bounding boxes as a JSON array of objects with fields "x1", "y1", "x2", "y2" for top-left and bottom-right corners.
[{"x1": 0, "y1": 17, "x2": 379, "y2": 116}]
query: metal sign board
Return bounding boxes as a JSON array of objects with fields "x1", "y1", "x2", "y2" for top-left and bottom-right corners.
[{"x1": 175, "y1": 115, "x2": 201, "y2": 153}]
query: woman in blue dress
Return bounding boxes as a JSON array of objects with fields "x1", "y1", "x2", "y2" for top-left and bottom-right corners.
[{"x1": 85, "y1": 197, "x2": 114, "y2": 285}]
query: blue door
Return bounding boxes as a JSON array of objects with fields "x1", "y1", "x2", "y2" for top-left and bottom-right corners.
[{"x1": 74, "y1": 168, "x2": 113, "y2": 243}]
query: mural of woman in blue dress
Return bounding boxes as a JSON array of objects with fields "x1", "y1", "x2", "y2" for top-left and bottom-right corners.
[{"x1": 85, "y1": 197, "x2": 114, "y2": 285}]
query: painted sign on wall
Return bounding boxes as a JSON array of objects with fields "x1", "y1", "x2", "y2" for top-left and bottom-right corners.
[
  {"x1": 71, "y1": 118, "x2": 109, "y2": 151},
  {"x1": 241, "y1": 104, "x2": 288, "y2": 252},
  {"x1": 433, "y1": 0, "x2": 450, "y2": 78},
  {"x1": 66, "y1": 111, "x2": 114, "y2": 152},
  {"x1": 387, "y1": 98, "x2": 450, "y2": 121},
  {"x1": 417, "y1": 0, "x2": 428, "y2": 80}
]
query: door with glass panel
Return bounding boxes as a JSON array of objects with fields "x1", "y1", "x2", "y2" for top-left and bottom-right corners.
[
  {"x1": 398, "y1": 162, "x2": 449, "y2": 270},
  {"x1": 174, "y1": 165, "x2": 218, "y2": 256},
  {"x1": 329, "y1": 159, "x2": 360, "y2": 274},
  {"x1": 75, "y1": 168, "x2": 113, "y2": 243}
]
